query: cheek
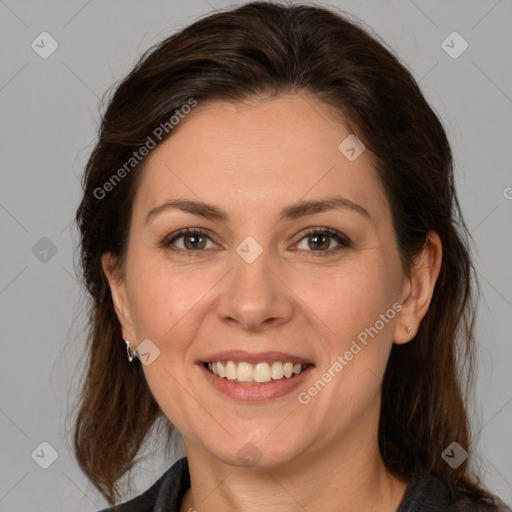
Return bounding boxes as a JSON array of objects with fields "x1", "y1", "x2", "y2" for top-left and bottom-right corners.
[
  {"x1": 300, "y1": 258, "x2": 399, "y2": 411},
  {"x1": 306, "y1": 259, "x2": 398, "y2": 345},
  {"x1": 302, "y1": 267, "x2": 398, "y2": 418},
  {"x1": 126, "y1": 262, "x2": 211, "y2": 429},
  {"x1": 127, "y1": 258, "x2": 205, "y2": 345}
]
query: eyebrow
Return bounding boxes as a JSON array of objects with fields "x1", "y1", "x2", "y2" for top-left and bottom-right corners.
[{"x1": 145, "y1": 195, "x2": 370, "y2": 225}]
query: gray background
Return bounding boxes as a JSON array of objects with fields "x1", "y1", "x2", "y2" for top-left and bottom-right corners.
[{"x1": 0, "y1": 0, "x2": 511, "y2": 510}]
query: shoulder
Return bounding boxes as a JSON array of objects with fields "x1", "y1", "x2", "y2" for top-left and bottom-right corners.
[
  {"x1": 398, "y1": 473, "x2": 512, "y2": 512},
  {"x1": 97, "y1": 456, "x2": 190, "y2": 512}
]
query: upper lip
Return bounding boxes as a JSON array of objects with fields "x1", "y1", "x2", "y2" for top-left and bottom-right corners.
[{"x1": 197, "y1": 350, "x2": 314, "y2": 365}]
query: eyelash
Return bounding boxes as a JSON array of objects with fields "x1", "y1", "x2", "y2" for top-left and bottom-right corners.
[{"x1": 161, "y1": 227, "x2": 351, "y2": 257}]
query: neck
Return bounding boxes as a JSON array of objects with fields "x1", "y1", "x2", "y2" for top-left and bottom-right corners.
[{"x1": 180, "y1": 406, "x2": 408, "y2": 512}]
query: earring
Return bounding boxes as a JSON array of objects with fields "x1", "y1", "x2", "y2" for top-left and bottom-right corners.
[
  {"x1": 125, "y1": 339, "x2": 139, "y2": 362},
  {"x1": 406, "y1": 326, "x2": 413, "y2": 336}
]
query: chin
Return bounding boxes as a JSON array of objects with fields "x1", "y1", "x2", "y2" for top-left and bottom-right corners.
[{"x1": 202, "y1": 430, "x2": 311, "y2": 470}]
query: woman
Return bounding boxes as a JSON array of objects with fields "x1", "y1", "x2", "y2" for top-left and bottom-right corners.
[{"x1": 72, "y1": 2, "x2": 511, "y2": 511}]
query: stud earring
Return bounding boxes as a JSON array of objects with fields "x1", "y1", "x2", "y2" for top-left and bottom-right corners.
[
  {"x1": 125, "y1": 339, "x2": 139, "y2": 362},
  {"x1": 406, "y1": 326, "x2": 413, "y2": 336}
]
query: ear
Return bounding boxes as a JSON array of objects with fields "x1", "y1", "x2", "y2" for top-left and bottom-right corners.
[
  {"x1": 101, "y1": 253, "x2": 137, "y2": 344},
  {"x1": 394, "y1": 232, "x2": 442, "y2": 345}
]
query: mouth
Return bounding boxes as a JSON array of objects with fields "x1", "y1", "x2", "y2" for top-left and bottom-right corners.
[
  {"x1": 202, "y1": 360, "x2": 313, "y2": 385},
  {"x1": 197, "y1": 359, "x2": 314, "y2": 402},
  {"x1": 196, "y1": 350, "x2": 315, "y2": 401}
]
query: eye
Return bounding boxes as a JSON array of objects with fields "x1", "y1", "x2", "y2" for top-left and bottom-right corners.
[
  {"x1": 163, "y1": 228, "x2": 216, "y2": 252},
  {"x1": 293, "y1": 228, "x2": 350, "y2": 255},
  {"x1": 161, "y1": 227, "x2": 351, "y2": 255}
]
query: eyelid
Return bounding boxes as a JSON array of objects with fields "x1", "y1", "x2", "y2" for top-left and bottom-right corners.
[
  {"x1": 162, "y1": 226, "x2": 351, "y2": 253},
  {"x1": 162, "y1": 227, "x2": 217, "y2": 250},
  {"x1": 294, "y1": 227, "x2": 351, "y2": 248}
]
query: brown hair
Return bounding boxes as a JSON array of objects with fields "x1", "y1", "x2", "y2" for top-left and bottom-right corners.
[{"x1": 72, "y1": 1, "x2": 496, "y2": 507}]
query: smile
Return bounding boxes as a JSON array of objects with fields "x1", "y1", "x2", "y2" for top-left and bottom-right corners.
[{"x1": 204, "y1": 361, "x2": 310, "y2": 385}]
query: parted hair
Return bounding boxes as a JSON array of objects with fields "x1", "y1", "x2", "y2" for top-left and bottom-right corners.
[{"x1": 73, "y1": 1, "x2": 497, "y2": 507}]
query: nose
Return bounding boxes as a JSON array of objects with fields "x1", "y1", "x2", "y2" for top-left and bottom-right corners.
[{"x1": 215, "y1": 242, "x2": 294, "y2": 332}]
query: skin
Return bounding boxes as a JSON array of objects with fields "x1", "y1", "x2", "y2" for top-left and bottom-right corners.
[{"x1": 103, "y1": 93, "x2": 442, "y2": 512}]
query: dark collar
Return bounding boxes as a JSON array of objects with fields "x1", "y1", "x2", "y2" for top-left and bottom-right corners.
[{"x1": 102, "y1": 458, "x2": 511, "y2": 512}]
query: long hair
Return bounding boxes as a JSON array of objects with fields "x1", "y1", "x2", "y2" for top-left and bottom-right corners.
[{"x1": 73, "y1": 2, "x2": 493, "y2": 506}]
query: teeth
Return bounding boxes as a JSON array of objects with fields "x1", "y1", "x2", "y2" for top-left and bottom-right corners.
[
  {"x1": 236, "y1": 362, "x2": 252, "y2": 382},
  {"x1": 226, "y1": 361, "x2": 238, "y2": 380},
  {"x1": 206, "y1": 360, "x2": 307, "y2": 383},
  {"x1": 254, "y1": 362, "x2": 271, "y2": 383},
  {"x1": 271, "y1": 362, "x2": 284, "y2": 379}
]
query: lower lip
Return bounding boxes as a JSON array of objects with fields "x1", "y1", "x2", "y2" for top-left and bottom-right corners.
[{"x1": 198, "y1": 363, "x2": 314, "y2": 402}]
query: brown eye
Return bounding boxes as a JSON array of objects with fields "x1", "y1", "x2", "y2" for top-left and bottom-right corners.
[
  {"x1": 164, "y1": 229, "x2": 214, "y2": 251},
  {"x1": 295, "y1": 228, "x2": 350, "y2": 253},
  {"x1": 162, "y1": 227, "x2": 350, "y2": 256},
  {"x1": 182, "y1": 233, "x2": 207, "y2": 250}
]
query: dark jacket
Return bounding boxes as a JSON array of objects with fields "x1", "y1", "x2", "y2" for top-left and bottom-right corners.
[{"x1": 99, "y1": 456, "x2": 511, "y2": 512}]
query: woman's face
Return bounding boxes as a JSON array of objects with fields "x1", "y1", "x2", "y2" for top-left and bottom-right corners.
[{"x1": 105, "y1": 93, "x2": 424, "y2": 468}]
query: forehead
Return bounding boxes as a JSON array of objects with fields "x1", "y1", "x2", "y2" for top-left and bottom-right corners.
[{"x1": 133, "y1": 94, "x2": 390, "y2": 225}]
